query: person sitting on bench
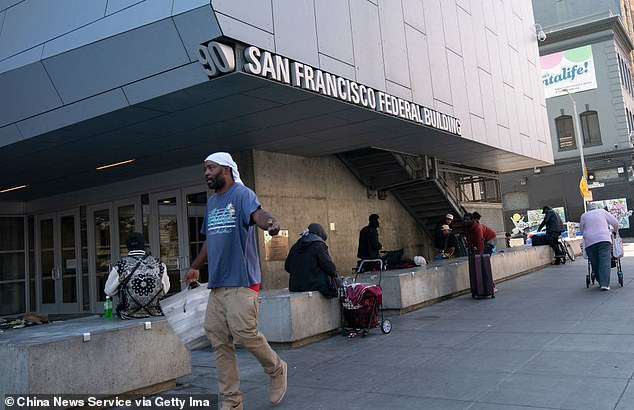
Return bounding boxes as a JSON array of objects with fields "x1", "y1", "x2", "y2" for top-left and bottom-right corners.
[{"x1": 285, "y1": 223, "x2": 338, "y2": 298}]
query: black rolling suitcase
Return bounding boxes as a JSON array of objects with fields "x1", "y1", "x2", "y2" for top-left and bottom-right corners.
[{"x1": 468, "y1": 253, "x2": 495, "y2": 299}]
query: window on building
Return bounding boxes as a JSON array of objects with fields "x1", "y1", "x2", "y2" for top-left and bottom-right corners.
[
  {"x1": 580, "y1": 111, "x2": 602, "y2": 146},
  {"x1": 620, "y1": 57, "x2": 625, "y2": 86},
  {"x1": 555, "y1": 115, "x2": 576, "y2": 150}
]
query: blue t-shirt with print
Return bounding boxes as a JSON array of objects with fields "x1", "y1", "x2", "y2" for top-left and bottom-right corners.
[{"x1": 202, "y1": 183, "x2": 262, "y2": 288}]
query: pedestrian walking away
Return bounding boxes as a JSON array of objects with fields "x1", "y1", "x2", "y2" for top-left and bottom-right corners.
[
  {"x1": 579, "y1": 203, "x2": 619, "y2": 290},
  {"x1": 186, "y1": 152, "x2": 287, "y2": 410}
]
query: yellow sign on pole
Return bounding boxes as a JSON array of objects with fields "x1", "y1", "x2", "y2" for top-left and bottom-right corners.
[{"x1": 579, "y1": 176, "x2": 592, "y2": 201}]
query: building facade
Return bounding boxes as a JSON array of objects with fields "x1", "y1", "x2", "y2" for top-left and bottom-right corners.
[
  {"x1": 501, "y1": 3, "x2": 634, "y2": 236},
  {"x1": 0, "y1": 0, "x2": 550, "y2": 316}
]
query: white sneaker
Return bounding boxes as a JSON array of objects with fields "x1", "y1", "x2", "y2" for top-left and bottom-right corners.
[{"x1": 600, "y1": 286, "x2": 610, "y2": 291}]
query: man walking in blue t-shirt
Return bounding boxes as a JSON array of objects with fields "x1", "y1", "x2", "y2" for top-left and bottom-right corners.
[{"x1": 186, "y1": 152, "x2": 286, "y2": 410}]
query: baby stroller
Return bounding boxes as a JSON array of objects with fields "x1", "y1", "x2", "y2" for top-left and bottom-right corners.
[
  {"x1": 340, "y1": 259, "x2": 392, "y2": 338},
  {"x1": 585, "y1": 233, "x2": 624, "y2": 288}
]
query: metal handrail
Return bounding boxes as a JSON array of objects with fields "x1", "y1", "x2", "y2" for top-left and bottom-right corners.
[{"x1": 435, "y1": 174, "x2": 467, "y2": 216}]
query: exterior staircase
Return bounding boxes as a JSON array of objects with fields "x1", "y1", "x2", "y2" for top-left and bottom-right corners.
[{"x1": 337, "y1": 148, "x2": 467, "y2": 241}]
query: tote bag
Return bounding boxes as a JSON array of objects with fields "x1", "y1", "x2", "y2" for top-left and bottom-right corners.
[
  {"x1": 613, "y1": 233, "x2": 624, "y2": 258},
  {"x1": 160, "y1": 283, "x2": 210, "y2": 350}
]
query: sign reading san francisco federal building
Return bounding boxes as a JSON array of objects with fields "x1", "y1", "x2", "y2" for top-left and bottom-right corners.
[{"x1": 197, "y1": 40, "x2": 461, "y2": 136}]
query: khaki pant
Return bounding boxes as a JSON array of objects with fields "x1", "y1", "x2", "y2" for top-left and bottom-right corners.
[{"x1": 204, "y1": 287, "x2": 282, "y2": 407}]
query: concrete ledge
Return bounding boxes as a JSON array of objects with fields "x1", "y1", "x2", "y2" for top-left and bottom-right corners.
[
  {"x1": 254, "y1": 239, "x2": 583, "y2": 346},
  {"x1": 257, "y1": 289, "x2": 340, "y2": 348},
  {"x1": 0, "y1": 316, "x2": 191, "y2": 407},
  {"x1": 376, "y1": 239, "x2": 583, "y2": 313}
]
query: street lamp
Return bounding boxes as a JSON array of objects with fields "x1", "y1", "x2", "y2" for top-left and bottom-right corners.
[{"x1": 562, "y1": 89, "x2": 588, "y2": 212}]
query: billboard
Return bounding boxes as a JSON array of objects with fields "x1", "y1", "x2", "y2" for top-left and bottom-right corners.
[
  {"x1": 510, "y1": 207, "x2": 566, "y2": 235},
  {"x1": 541, "y1": 45, "x2": 597, "y2": 98},
  {"x1": 527, "y1": 207, "x2": 566, "y2": 229},
  {"x1": 589, "y1": 198, "x2": 632, "y2": 229}
]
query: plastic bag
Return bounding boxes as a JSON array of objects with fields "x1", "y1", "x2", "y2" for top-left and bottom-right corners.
[
  {"x1": 160, "y1": 282, "x2": 211, "y2": 350},
  {"x1": 613, "y1": 233, "x2": 624, "y2": 258},
  {"x1": 414, "y1": 255, "x2": 426, "y2": 266}
]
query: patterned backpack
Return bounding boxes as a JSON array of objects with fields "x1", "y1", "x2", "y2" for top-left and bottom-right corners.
[{"x1": 116, "y1": 255, "x2": 166, "y2": 319}]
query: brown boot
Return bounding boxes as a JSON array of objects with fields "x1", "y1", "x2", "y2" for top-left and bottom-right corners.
[
  {"x1": 220, "y1": 400, "x2": 243, "y2": 410},
  {"x1": 268, "y1": 360, "x2": 288, "y2": 405}
]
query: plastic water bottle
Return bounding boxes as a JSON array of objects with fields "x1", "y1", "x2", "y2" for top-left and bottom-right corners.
[
  {"x1": 104, "y1": 296, "x2": 112, "y2": 319},
  {"x1": 341, "y1": 277, "x2": 349, "y2": 306}
]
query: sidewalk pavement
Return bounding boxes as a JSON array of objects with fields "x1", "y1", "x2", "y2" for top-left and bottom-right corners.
[{"x1": 170, "y1": 244, "x2": 634, "y2": 410}]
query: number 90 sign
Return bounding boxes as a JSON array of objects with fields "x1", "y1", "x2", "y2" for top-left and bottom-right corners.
[{"x1": 196, "y1": 41, "x2": 236, "y2": 78}]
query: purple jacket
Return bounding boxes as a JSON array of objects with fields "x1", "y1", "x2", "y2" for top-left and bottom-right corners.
[{"x1": 579, "y1": 209, "x2": 619, "y2": 247}]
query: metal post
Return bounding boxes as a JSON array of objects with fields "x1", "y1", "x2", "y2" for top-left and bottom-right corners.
[{"x1": 563, "y1": 89, "x2": 588, "y2": 212}]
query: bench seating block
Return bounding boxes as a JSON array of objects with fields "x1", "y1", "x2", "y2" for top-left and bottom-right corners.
[
  {"x1": 0, "y1": 316, "x2": 191, "y2": 405},
  {"x1": 258, "y1": 290, "x2": 340, "y2": 345}
]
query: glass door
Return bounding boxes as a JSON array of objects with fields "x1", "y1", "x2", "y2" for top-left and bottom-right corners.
[
  {"x1": 35, "y1": 211, "x2": 81, "y2": 314},
  {"x1": 183, "y1": 188, "x2": 209, "y2": 283},
  {"x1": 88, "y1": 199, "x2": 141, "y2": 312},
  {"x1": 37, "y1": 215, "x2": 56, "y2": 311},
  {"x1": 150, "y1": 191, "x2": 183, "y2": 294},
  {"x1": 0, "y1": 217, "x2": 26, "y2": 316},
  {"x1": 88, "y1": 205, "x2": 113, "y2": 311},
  {"x1": 59, "y1": 211, "x2": 79, "y2": 311},
  {"x1": 114, "y1": 199, "x2": 141, "y2": 258},
  {"x1": 149, "y1": 188, "x2": 207, "y2": 294}
]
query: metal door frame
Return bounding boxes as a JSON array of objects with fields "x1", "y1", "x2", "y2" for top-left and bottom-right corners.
[
  {"x1": 112, "y1": 197, "x2": 143, "y2": 260},
  {"x1": 34, "y1": 209, "x2": 81, "y2": 314},
  {"x1": 149, "y1": 190, "x2": 188, "y2": 287},
  {"x1": 86, "y1": 203, "x2": 114, "y2": 313},
  {"x1": 180, "y1": 185, "x2": 209, "y2": 272}
]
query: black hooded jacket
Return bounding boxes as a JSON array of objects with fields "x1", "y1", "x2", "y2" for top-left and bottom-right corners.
[
  {"x1": 285, "y1": 225, "x2": 337, "y2": 297},
  {"x1": 538, "y1": 207, "x2": 565, "y2": 234},
  {"x1": 357, "y1": 219, "x2": 382, "y2": 260}
]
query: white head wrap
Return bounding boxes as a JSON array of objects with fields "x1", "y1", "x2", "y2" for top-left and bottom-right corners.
[{"x1": 204, "y1": 152, "x2": 243, "y2": 185}]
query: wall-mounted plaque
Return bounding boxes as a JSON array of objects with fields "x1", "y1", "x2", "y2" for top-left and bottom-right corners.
[{"x1": 263, "y1": 229, "x2": 289, "y2": 261}]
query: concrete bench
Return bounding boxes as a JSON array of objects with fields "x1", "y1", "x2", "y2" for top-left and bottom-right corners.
[
  {"x1": 0, "y1": 316, "x2": 191, "y2": 409},
  {"x1": 371, "y1": 238, "x2": 584, "y2": 313},
  {"x1": 255, "y1": 239, "x2": 583, "y2": 346},
  {"x1": 257, "y1": 289, "x2": 340, "y2": 348}
]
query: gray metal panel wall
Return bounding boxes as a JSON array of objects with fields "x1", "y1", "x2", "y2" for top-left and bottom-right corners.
[
  {"x1": 0, "y1": 1, "x2": 218, "y2": 131},
  {"x1": 0, "y1": 0, "x2": 552, "y2": 163},
  {"x1": 209, "y1": 0, "x2": 552, "y2": 163}
]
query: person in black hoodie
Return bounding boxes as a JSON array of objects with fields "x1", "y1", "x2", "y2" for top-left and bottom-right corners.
[
  {"x1": 285, "y1": 223, "x2": 338, "y2": 297},
  {"x1": 357, "y1": 214, "x2": 382, "y2": 260},
  {"x1": 538, "y1": 205, "x2": 566, "y2": 264}
]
